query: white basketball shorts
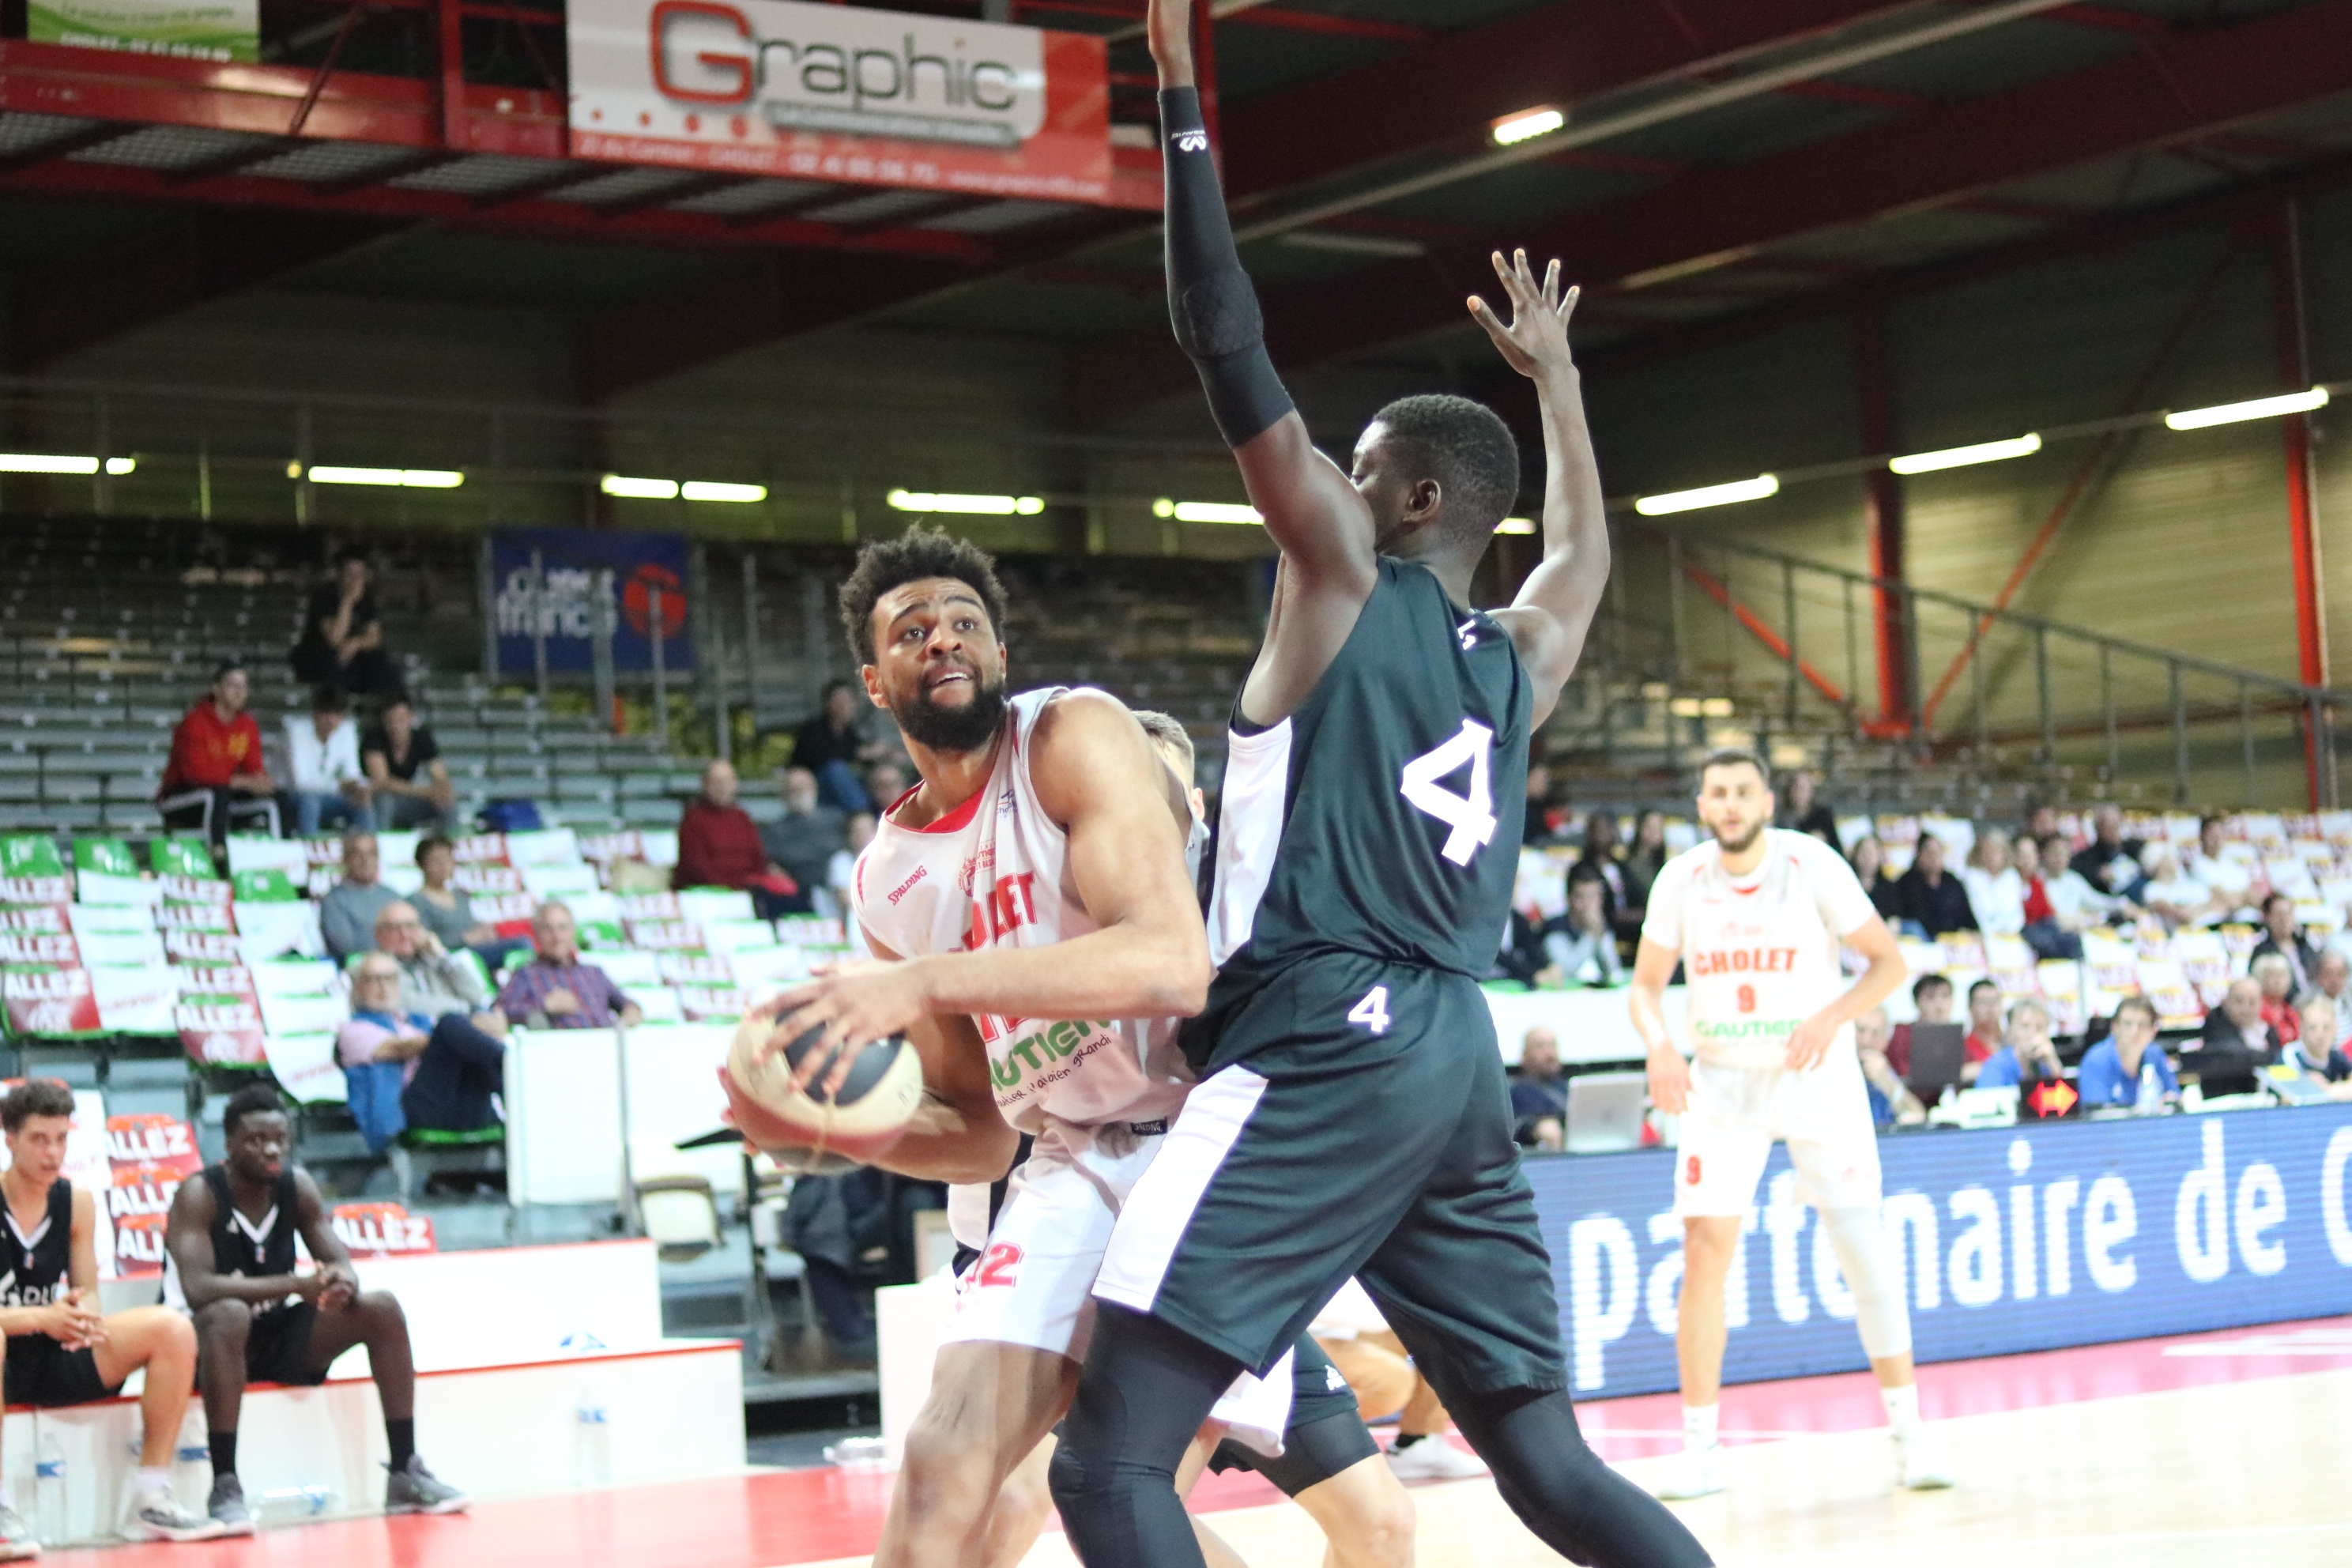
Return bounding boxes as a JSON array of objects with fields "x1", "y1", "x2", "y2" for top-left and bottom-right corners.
[
  {"x1": 1673, "y1": 1051, "x2": 1883, "y2": 1217},
  {"x1": 947, "y1": 1118, "x2": 1295, "y2": 1453}
]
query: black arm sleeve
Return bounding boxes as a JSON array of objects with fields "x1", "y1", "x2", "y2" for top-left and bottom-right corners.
[{"x1": 1160, "y1": 89, "x2": 1296, "y2": 449}]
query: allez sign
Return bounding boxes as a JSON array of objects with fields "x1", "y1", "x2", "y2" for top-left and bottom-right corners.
[
  {"x1": 566, "y1": 0, "x2": 1115, "y2": 204},
  {"x1": 1540, "y1": 1106, "x2": 2352, "y2": 1397}
]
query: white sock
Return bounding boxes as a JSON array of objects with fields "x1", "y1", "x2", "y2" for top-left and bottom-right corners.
[
  {"x1": 1881, "y1": 1383, "x2": 1921, "y2": 1435},
  {"x1": 136, "y1": 1467, "x2": 170, "y2": 1498},
  {"x1": 1682, "y1": 1404, "x2": 1720, "y2": 1453}
]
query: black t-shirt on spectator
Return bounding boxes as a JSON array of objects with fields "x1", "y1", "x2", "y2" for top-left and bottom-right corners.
[
  {"x1": 297, "y1": 586, "x2": 380, "y2": 659},
  {"x1": 1864, "y1": 871, "x2": 1904, "y2": 922},
  {"x1": 793, "y1": 714, "x2": 868, "y2": 773},
  {"x1": 361, "y1": 724, "x2": 439, "y2": 782},
  {"x1": 2071, "y1": 838, "x2": 2146, "y2": 895},
  {"x1": 1895, "y1": 867, "x2": 1978, "y2": 934},
  {"x1": 761, "y1": 805, "x2": 848, "y2": 896}
]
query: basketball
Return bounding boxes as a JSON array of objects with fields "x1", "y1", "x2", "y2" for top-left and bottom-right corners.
[{"x1": 725, "y1": 1012, "x2": 925, "y2": 1171}]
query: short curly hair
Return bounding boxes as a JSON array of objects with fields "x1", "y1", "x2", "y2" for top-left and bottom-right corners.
[
  {"x1": 1370, "y1": 394, "x2": 1522, "y2": 546},
  {"x1": 838, "y1": 527, "x2": 1011, "y2": 665}
]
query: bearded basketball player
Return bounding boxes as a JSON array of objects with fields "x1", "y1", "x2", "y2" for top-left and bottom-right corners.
[
  {"x1": 1630, "y1": 749, "x2": 1952, "y2": 1498},
  {"x1": 1038, "y1": 2, "x2": 1715, "y2": 1565},
  {"x1": 722, "y1": 532, "x2": 1402, "y2": 1568}
]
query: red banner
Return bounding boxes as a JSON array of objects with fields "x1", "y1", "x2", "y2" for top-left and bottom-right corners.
[
  {"x1": 175, "y1": 997, "x2": 269, "y2": 1066},
  {"x1": 330, "y1": 1201, "x2": 437, "y2": 1257},
  {"x1": 106, "y1": 1115, "x2": 203, "y2": 1280},
  {"x1": 3, "y1": 967, "x2": 100, "y2": 1035}
]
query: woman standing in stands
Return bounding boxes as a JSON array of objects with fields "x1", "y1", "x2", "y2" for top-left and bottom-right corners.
[{"x1": 290, "y1": 553, "x2": 399, "y2": 698}]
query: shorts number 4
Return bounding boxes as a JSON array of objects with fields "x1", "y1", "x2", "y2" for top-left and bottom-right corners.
[{"x1": 1348, "y1": 986, "x2": 1392, "y2": 1035}]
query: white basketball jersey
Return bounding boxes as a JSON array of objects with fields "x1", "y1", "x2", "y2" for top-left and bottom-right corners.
[
  {"x1": 1641, "y1": 827, "x2": 1879, "y2": 1072},
  {"x1": 852, "y1": 688, "x2": 1193, "y2": 1136}
]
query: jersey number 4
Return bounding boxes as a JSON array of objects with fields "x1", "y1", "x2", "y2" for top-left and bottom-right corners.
[
  {"x1": 1348, "y1": 986, "x2": 1392, "y2": 1035},
  {"x1": 1400, "y1": 720, "x2": 1496, "y2": 866}
]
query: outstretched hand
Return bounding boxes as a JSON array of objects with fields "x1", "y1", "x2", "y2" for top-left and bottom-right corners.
[
  {"x1": 1148, "y1": 0, "x2": 1197, "y2": 86},
  {"x1": 1468, "y1": 249, "x2": 1580, "y2": 382}
]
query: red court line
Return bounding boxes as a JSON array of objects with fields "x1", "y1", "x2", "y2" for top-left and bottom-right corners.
[{"x1": 43, "y1": 1314, "x2": 2352, "y2": 1568}]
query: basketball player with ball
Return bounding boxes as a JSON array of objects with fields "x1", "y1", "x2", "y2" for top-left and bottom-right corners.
[
  {"x1": 722, "y1": 529, "x2": 1404, "y2": 1568},
  {"x1": 1629, "y1": 748, "x2": 1953, "y2": 1499}
]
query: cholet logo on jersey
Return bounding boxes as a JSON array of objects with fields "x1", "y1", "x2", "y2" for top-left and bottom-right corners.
[{"x1": 632, "y1": 0, "x2": 1046, "y2": 149}]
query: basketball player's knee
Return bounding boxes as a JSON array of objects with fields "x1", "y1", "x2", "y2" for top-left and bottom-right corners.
[
  {"x1": 1679, "y1": 1218, "x2": 1740, "y2": 1283},
  {"x1": 1821, "y1": 1208, "x2": 1910, "y2": 1359},
  {"x1": 1324, "y1": 1464, "x2": 1415, "y2": 1568},
  {"x1": 195, "y1": 1298, "x2": 251, "y2": 1345},
  {"x1": 897, "y1": 1406, "x2": 1003, "y2": 1512},
  {"x1": 358, "y1": 1291, "x2": 405, "y2": 1329},
  {"x1": 151, "y1": 1308, "x2": 198, "y2": 1361}
]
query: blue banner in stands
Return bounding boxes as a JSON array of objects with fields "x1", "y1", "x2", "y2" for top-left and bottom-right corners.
[
  {"x1": 490, "y1": 526, "x2": 695, "y2": 675},
  {"x1": 1531, "y1": 1104, "x2": 2352, "y2": 1398}
]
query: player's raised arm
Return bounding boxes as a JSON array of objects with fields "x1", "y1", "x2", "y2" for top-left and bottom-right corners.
[
  {"x1": 1149, "y1": 0, "x2": 1376, "y2": 601},
  {"x1": 1472, "y1": 250, "x2": 1609, "y2": 726}
]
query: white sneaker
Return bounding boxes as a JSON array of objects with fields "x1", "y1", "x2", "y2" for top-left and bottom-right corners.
[
  {"x1": 1652, "y1": 1443, "x2": 1727, "y2": 1500},
  {"x1": 1383, "y1": 1436, "x2": 1490, "y2": 1482},
  {"x1": 124, "y1": 1493, "x2": 228, "y2": 1544},
  {"x1": 1894, "y1": 1424, "x2": 1954, "y2": 1491}
]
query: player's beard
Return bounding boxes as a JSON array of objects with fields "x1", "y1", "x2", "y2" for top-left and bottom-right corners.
[
  {"x1": 1710, "y1": 818, "x2": 1765, "y2": 856},
  {"x1": 892, "y1": 665, "x2": 1007, "y2": 755}
]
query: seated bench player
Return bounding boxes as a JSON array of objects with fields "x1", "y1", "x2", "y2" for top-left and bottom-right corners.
[
  {"x1": 164, "y1": 1086, "x2": 467, "y2": 1534},
  {"x1": 0, "y1": 1080, "x2": 222, "y2": 1549}
]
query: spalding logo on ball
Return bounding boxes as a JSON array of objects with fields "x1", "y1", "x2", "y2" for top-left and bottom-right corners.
[{"x1": 728, "y1": 1012, "x2": 925, "y2": 1174}]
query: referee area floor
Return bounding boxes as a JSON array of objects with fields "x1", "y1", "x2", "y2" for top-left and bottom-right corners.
[{"x1": 38, "y1": 1314, "x2": 2352, "y2": 1568}]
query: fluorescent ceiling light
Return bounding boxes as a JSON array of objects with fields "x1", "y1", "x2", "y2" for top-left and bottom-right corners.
[
  {"x1": 681, "y1": 481, "x2": 767, "y2": 503},
  {"x1": 1278, "y1": 231, "x2": 1427, "y2": 259},
  {"x1": 1492, "y1": 107, "x2": 1565, "y2": 146},
  {"x1": 1496, "y1": 517, "x2": 1537, "y2": 534},
  {"x1": 890, "y1": 490, "x2": 1043, "y2": 515},
  {"x1": 601, "y1": 474, "x2": 680, "y2": 499},
  {"x1": 2164, "y1": 387, "x2": 2328, "y2": 431},
  {"x1": 104, "y1": 458, "x2": 135, "y2": 476},
  {"x1": 307, "y1": 466, "x2": 465, "y2": 488},
  {"x1": 1154, "y1": 499, "x2": 1262, "y2": 525},
  {"x1": 0, "y1": 454, "x2": 100, "y2": 474},
  {"x1": 1634, "y1": 474, "x2": 1779, "y2": 516},
  {"x1": 1889, "y1": 432, "x2": 2041, "y2": 475}
]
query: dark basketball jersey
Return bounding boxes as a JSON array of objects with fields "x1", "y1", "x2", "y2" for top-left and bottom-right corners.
[
  {"x1": 166, "y1": 1165, "x2": 299, "y2": 1317},
  {"x1": 0, "y1": 1180, "x2": 74, "y2": 1307},
  {"x1": 1189, "y1": 557, "x2": 1530, "y2": 1068}
]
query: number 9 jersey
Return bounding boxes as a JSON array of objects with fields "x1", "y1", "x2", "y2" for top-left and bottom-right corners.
[{"x1": 1189, "y1": 559, "x2": 1530, "y2": 1073}]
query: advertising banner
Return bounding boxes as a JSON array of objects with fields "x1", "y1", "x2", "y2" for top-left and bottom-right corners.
[
  {"x1": 566, "y1": 0, "x2": 1115, "y2": 204},
  {"x1": 490, "y1": 526, "x2": 694, "y2": 677},
  {"x1": 26, "y1": 0, "x2": 258, "y2": 62},
  {"x1": 105, "y1": 1114, "x2": 202, "y2": 1280},
  {"x1": 332, "y1": 1201, "x2": 438, "y2": 1257},
  {"x1": 1540, "y1": 1106, "x2": 2352, "y2": 1398}
]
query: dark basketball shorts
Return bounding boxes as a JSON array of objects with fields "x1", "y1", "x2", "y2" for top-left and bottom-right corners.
[
  {"x1": 1206, "y1": 1332, "x2": 1378, "y2": 1495},
  {"x1": 244, "y1": 1302, "x2": 330, "y2": 1387},
  {"x1": 4, "y1": 1334, "x2": 121, "y2": 1408},
  {"x1": 1095, "y1": 952, "x2": 1569, "y2": 1403}
]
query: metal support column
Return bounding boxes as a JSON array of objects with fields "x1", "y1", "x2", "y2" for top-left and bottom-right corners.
[
  {"x1": 1666, "y1": 534, "x2": 1686, "y2": 688},
  {"x1": 2035, "y1": 626, "x2": 2053, "y2": 765},
  {"x1": 92, "y1": 393, "x2": 112, "y2": 515},
  {"x1": 590, "y1": 569, "x2": 617, "y2": 737},
  {"x1": 2241, "y1": 680, "x2": 2257, "y2": 805},
  {"x1": 477, "y1": 535, "x2": 500, "y2": 681},
  {"x1": 529, "y1": 548, "x2": 550, "y2": 707},
  {"x1": 649, "y1": 585, "x2": 672, "y2": 751},
  {"x1": 2101, "y1": 643, "x2": 2117, "y2": 782},
  {"x1": 2271, "y1": 199, "x2": 2331, "y2": 806},
  {"x1": 710, "y1": 617, "x2": 733, "y2": 763},
  {"x1": 741, "y1": 552, "x2": 763, "y2": 729},
  {"x1": 2170, "y1": 661, "x2": 2189, "y2": 805},
  {"x1": 1781, "y1": 559, "x2": 1799, "y2": 728},
  {"x1": 1854, "y1": 303, "x2": 1911, "y2": 731}
]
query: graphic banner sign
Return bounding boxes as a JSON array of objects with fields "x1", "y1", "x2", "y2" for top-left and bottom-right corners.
[
  {"x1": 491, "y1": 526, "x2": 694, "y2": 677},
  {"x1": 27, "y1": 0, "x2": 258, "y2": 63},
  {"x1": 1537, "y1": 1106, "x2": 2352, "y2": 1398},
  {"x1": 566, "y1": 0, "x2": 1114, "y2": 203}
]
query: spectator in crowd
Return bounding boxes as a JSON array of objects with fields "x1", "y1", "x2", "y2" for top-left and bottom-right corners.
[
  {"x1": 1886, "y1": 971, "x2": 1956, "y2": 1081},
  {"x1": 1975, "y1": 997, "x2": 2063, "y2": 1089},
  {"x1": 825, "y1": 813, "x2": 877, "y2": 924},
  {"x1": 760, "y1": 767, "x2": 846, "y2": 917},
  {"x1": 865, "y1": 760, "x2": 909, "y2": 811},
  {"x1": 1538, "y1": 870, "x2": 1623, "y2": 988},
  {"x1": 337, "y1": 953, "x2": 435, "y2": 1153},
  {"x1": 0, "y1": 1080, "x2": 223, "y2": 1544},
  {"x1": 1962, "y1": 978, "x2": 2003, "y2": 1084},
  {"x1": 1959, "y1": 827, "x2": 2026, "y2": 936},
  {"x1": 1777, "y1": 768, "x2": 1838, "y2": 841},
  {"x1": 2071, "y1": 804, "x2": 2147, "y2": 902},
  {"x1": 372, "y1": 902, "x2": 507, "y2": 1136},
  {"x1": 2077, "y1": 996, "x2": 2177, "y2": 1108},
  {"x1": 1896, "y1": 832, "x2": 1978, "y2": 936},
  {"x1": 2251, "y1": 891, "x2": 2322, "y2": 998},
  {"x1": 1622, "y1": 810, "x2": 1669, "y2": 929},
  {"x1": 2285, "y1": 995, "x2": 2352, "y2": 1098},
  {"x1": 1522, "y1": 763, "x2": 1557, "y2": 845},
  {"x1": 288, "y1": 552, "x2": 398, "y2": 697},
  {"x1": 2039, "y1": 831, "x2": 2133, "y2": 932},
  {"x1": 362, "y1": 692, "x2": 455, "y2": 831},
  {"x1": 282, "y1": 684, "x2": 372, "y2": 836},
  {"x1": 793, "y1": 680, "x2": 888, "y2": 814},
  {"x1": 158, "y1": 661, "x2": 276, "y2": 845},
  {"x1": 1856, "y1": 1005, "x2": 1923, "y2": 1126},
  {"x1": 2015, "y1": 836, "x2": 2082, "y2": 960},
  {"x1": 2188, "y1": 814, "x2": 2257, "y2": 919},
  {"x1": 1849, "y1": 835, "x2": 1903, "y2": 924},
  {"x1": 410, "y1": 835, "x2": 526, "y2": 972},
  {"x1": 2311, "y1": 950, "x2": 2352, "y2": 1054},
  {"x1": 318, "y1": 831, "x2": 400, "y2": 960},
  {"x1": 1573, "y1": 808, "x2": 1626, "y2": 933},
  {"x1": 674, "y1": 760, "x2": 799, "y2": 918},
  {"x1": 1510, "y1": 1027, "x2": 1568, "y2": 1150},
  {"x1": 494, "y1": 903, "x2": 641, "y2": 1031},
  {"x1": 2021, "y1": 801, "x2": 2060, "y2": 846},
  {"x1": 2139, "y1": 845, "x2": 2220, "y2": 931},
  {"x1": 2191, "y1": 977, "x2": 2282, "y2": 1096},
  {"x1": 2252, "y1": 952, "x2": 2302, "y2": 1044}
]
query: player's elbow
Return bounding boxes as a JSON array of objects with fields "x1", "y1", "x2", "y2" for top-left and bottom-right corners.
[{"x1": 1150, "y1": 944, "x2": 1213, "y2": 1018}]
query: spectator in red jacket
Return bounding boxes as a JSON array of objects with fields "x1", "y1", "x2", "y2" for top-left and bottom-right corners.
[
  {"x1": 157, "y1": 662, "x2": 276, "y2": 844},
  {"x1": 674, "y1": 760, "x2": 799, "y2": 918}
]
